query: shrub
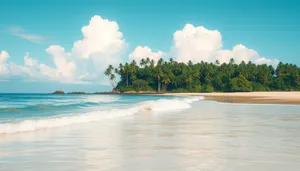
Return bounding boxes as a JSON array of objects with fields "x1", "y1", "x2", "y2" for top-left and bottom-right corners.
[
  {"x1": 119, "y1": 85, "x2": 135, "y2": 92},
  {"x1": 171, "y1": 88, "x2": 189, "y2": 93},
  {"x1": 203, "y1": 84, "x2": 214, "y2": 93},
  {"x1": 132, "y1": 79, "x2": 148, "y2": 90},
  {"x1": 230, "y1": 75, "x2": 253, "y2": 92},
  {"x1": 252, "y1": 82, "x2": 266, "y2": 91},
  {"x1": 188, "y1": 84, "x2": 202, "y2": 92}
]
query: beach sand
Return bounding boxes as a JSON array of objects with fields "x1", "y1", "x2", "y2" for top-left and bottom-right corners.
[{"x1": 162, "y1": 92, "x2": 300, "y2": 105}]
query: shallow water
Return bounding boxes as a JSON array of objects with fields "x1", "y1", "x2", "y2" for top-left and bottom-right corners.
[{"x1": 0, "y1": 94, "x2": 300, "y2": 171}]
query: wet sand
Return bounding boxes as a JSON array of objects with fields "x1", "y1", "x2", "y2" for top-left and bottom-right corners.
[
  {"x1": 163, "y1": 92, "x2": 300, "y2": 105},
  {"x1": 1, "y1": 100, "x2": 300, "y2": 171}
]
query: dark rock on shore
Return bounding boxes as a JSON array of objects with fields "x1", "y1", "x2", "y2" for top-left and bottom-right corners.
[
  {"x1": 67, "y1": 92, "x2": 88, "y2": 94},
  {"x1": 53, "y1": 90, "x2": 65, "y2": 94},
  {"x1": 94, "y1": 90, "x2": 121, "y2": 94},
  {"x1": 51, "y1": 90, "x2": 163, "y2": 95}
]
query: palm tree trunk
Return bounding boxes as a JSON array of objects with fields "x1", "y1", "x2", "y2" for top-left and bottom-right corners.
[
  {"x1": 126, "y1": 72, "x2": 129, "y2": 87},
  {"x1": 163, "y1": 83, "x2": 167, "y2": 92},
  {"x1": 158, "y1": 79, "x2": 161, "y2": 92}
]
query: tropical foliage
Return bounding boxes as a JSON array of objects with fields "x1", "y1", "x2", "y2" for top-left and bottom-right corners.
[{"x1": 105, "y1": 58, "x2": 300, "y2": 92}]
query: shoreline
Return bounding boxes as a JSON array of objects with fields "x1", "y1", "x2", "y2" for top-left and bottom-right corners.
[
  {"x1": 161, "y1": 92, "x2": 300, "y2": 105},
  {"x1": 50, "y1": 90, "x2": 300, "y2": 105}
]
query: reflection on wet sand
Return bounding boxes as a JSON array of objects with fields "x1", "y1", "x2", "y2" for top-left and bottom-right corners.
[{"x1": 0, "y1": 101, "x2": 300, "y2": 171}]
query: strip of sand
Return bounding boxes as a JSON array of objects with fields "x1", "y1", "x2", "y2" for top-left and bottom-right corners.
[{"x1": 162, "y1": 92, "x2": 300, "y2": 105}]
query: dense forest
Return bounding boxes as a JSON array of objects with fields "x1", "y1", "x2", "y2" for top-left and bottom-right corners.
[{"x1": 105, "y1": 58, "x2": 300, "y2": 93}]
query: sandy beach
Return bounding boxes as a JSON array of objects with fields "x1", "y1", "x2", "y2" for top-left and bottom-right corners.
[
  {"x1": 163, "y1": 92, "x2": 300, "y2": 105},
  {"x1": 1, "y1": 94, "x2": 300, "y2": 171}
]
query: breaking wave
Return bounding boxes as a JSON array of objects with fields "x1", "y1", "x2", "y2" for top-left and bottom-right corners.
[{"x1": 0, "y1": 96, "x2": 203, "y2": 134}]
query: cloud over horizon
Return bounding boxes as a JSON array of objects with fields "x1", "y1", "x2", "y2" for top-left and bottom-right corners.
[
  {"x1": 0, "y1": 16, "x2": 281, "y2": 84},
  {"x1": 129, "y1": 46, "x2": 165, "y2": 64},
  {"x1": 171, "y1": 24, "x2": 279, "y2": 67},
  {"x1": 1, "y1": 16, "x2": 127, "y2": 84}
]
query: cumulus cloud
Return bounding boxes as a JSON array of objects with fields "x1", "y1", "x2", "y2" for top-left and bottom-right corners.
[
  {"x1": 45, "y1": 45, "x2": 76, "y2": 79},
  {"x1": 1, "y1": 15, "x2": 127, "y2": 84},
  {"x1": 0, "y1": 51, "x2": 9, "y2": 64},
  {"x1": 255, "y1": 57, "x2": 280, "y2": 67},
  {"x1": 24, "y1": 52, "x2": 38, "y2": 67},
  {"x1": 0, "y1": 51, "x2": 40, "y2": 79},
  {"x1": 63, "y1": 15, "x2": 126, "y2": 84},
  {"x1": 0, "y1": 51, "x2": 10, "y2": 76},
  {"x1": 72, "y1": 15, "x2": 126, "y2": 67},
  {"x1": 129, "y1": 46, "x2": 164, "y2": 63},
  {"x1": 1, "y1": 17, "x2": 281, "y2": 84},
  {"x1": 8, "y1": 27, "x2": 47, "y2": 44},
  {"x1": 173, "y1": 24, "x2": 222, "y2": 63},
  {"x1": 216, "y1": 44, "x2": 279, "y2": 67},
  {"x1": 0, "y1": 51, "x2": 86, "y2": 84},
  {"x1": 172, "y1": 24, "x2": 279, "y2": 67}
]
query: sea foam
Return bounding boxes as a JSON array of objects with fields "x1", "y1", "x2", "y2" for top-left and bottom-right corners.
[{"x1": 0, "y1": 96, "x2": 203, "y2": 134}]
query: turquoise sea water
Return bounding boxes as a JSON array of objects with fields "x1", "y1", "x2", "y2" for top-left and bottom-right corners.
[
  {"x1": 0, "y1": 94, "x2": 300, "y2": 171},
  {"x1": 0, "y1": 94, "x2": 189, "y2": 133}
]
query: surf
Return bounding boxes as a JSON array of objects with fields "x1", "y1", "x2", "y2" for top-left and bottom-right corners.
[{"x1": 0, "y1": 96, "x2": 203, "y2": 134}]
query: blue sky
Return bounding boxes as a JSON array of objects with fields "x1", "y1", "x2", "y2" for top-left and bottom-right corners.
[{"x1": 0, "y1": 0, "x2": 299, "y2": 93}]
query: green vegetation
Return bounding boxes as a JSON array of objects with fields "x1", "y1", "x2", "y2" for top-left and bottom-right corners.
[{"x1": 105, "y1": 58, "x2": 300, "y2": 93}]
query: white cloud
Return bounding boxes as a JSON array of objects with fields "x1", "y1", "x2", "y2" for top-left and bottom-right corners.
[
  {"x1": 217, "y1": 44, "x2": 259, "y2": 63},
  {"x1": 0, "y1": 51, "x2": 81, "y2": 83},
  {"x1": 8, "y1": 27, "x2": 47, "y2": 44},
  {"x1": 46, "y1": 45, "x2": 76, "y2": 79},
  {"x1": 1, "y1": 18, "x2": 281, "y2": 84},
  {"x1": 173, "y1": 24, "x2": 222, "y2": 63},
  {"x1": 65, "y1": 15, "x2": 126, "y2": 84},
  {"x1": 2, "y1": 15, "x2": 126, "y2": 84},
  {"x1": 0, "y1": 52, "x2": 40, "y2": 79},
  {"x1": 39, "y1": 15, "x2": 126, "y2": 84},
  {"x1": 255, "y1": 57, "x2": 280, "y2": 67},
  {"x1": 173, "y1": 24, "x2": 279, "y2": 66},
  {"x1": 24, "y1": 52, "x2": 38, "y2": 67},
  {"x1": 0, "y1": 51, "x2": 9, "y2": 64},
  {"x1": 0, "y1": 51, "x2": 10, "y2": 76},
  {"x1": 129, "y1": 46, "x2": 164, "y2": 63},
  {"x1": 216, "y1": 44, "x2": 279, "y2": 67},
  {"x1": 72, "y1": 15, "x2": 126, "y2": 65}
]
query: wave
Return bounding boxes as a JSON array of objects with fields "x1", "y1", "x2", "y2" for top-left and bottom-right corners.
[
  {"x1": 82, "y1": 95, "x2": 120, "y2": 103},
  {"x1": 0, "y1": 95, "x2": 120, "y2": 112},
  {"x1": 0, "y1": 96, "x2": 203, "y2": 134}
]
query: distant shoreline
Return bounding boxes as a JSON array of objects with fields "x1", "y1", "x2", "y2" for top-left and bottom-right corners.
[
  {"x1": 161, "y1": 92, "x2": 300, "y2": 105},
  {"x1": 51, "y1": 90, "x2": 164, "y2": 95},
  {"x1": 50, "y1": 90, "x2": 300, "y2": 105}
]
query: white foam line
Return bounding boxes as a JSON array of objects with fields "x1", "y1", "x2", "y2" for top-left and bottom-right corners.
[{"x1": 0, "y1": 97, "x2": 203, "y2": 134}]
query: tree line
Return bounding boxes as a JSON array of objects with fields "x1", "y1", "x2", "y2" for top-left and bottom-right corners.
[{"x1": 105, "y1": 58, "x2": 300, "y2": 93}]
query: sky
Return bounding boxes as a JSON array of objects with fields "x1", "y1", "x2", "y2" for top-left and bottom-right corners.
[{"x1": 0, "y1": 0, "x2": 299, "y2": 93}]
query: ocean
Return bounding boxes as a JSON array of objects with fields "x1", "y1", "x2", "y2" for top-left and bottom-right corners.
[{"x1": 0, "y1": 94, "x2": 300, "y2": 171}]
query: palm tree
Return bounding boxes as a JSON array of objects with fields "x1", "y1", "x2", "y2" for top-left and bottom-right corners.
[
  {"x1": 229, "y1": 58, "x2": 235, "y2": 65},
  {"x1": 110, "y1": 73, "x2": 117, "y2": 88},
  {"x1": 129, "y1": 60, "x2": 138, "y2": 83},
  {"x1": 106, "y1": 56, "x2": 299, "y2": 93},
  {"x1": 154, "y1": 67, "x2": 163, "y2": 92},
  {"x1": 150, "y1": 59, "x2": 155, "y2": 67},
  {"x1": 296, "y1": 75, "x2": 300, "y2": 85},
  {"x1": 146, "y1": 57, "x2": 150, "y2": 66},
  {"x1": 158, "y1": 58, "x2": 164, "y2": 66},
  {"x1": 161, "y1": 76, "x2": 171, "y2": 91},
  {"x1": 124, "y1": 63, "x2": 130, "y2": 87},
  {"x1": 140, "y1": 58, "x2": 146, "y2": 67},
  {"x1": 104, "y1": 65, "x2": 116, "y2": 89}
]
